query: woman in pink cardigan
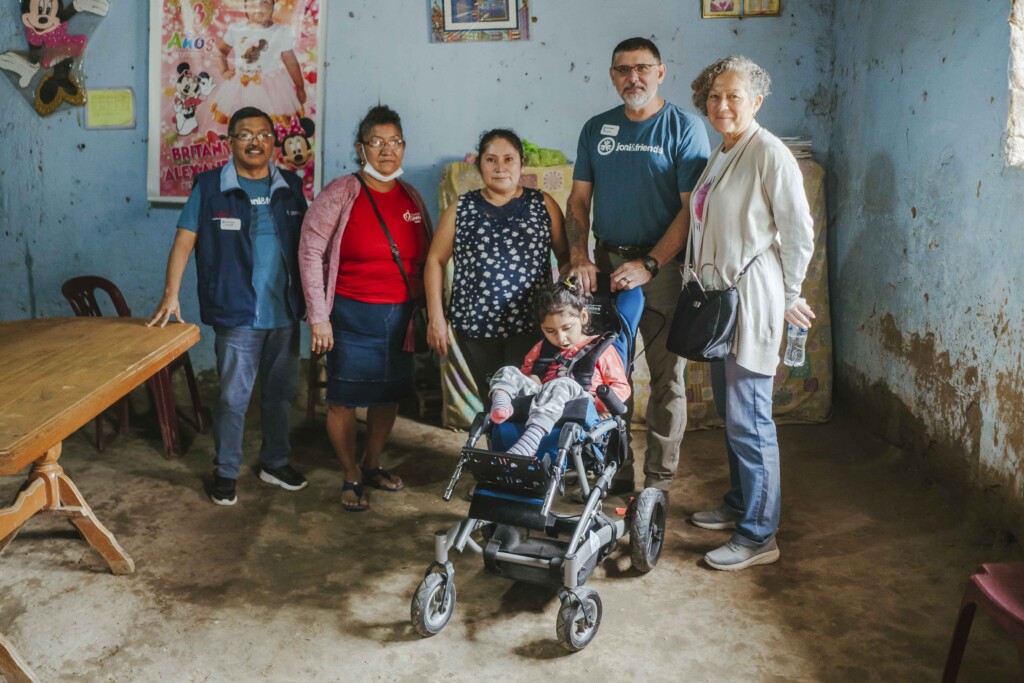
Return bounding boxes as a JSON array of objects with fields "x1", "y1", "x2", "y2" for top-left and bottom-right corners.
[{"x1": 298, "y1": 105, "x2": 433, "y2": 512}]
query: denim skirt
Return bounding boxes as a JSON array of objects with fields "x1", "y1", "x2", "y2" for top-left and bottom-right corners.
[{"x1": 326, "y1": 296, "x2": 415, "y2": 406}]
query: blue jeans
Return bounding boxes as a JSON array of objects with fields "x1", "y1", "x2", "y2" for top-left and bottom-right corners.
[
  {"x1": 710, "y1": 354, "x2": 780, "y2": 546},
  {"x1": 213, "y1": 325, "x2": 299, "y2": 479}
]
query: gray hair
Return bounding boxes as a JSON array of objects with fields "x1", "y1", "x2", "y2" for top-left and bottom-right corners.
[{"x1": 690, "y1": 55, "x2": 771, "y2": 116}]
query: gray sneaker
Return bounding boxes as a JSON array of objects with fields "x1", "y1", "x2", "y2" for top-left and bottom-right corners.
[
  {"x1": 704, "y1": 537, "x2": 780, "y2": 571},
  {"x1": 690, "y1": 503, "x2": 743, "y2": 530}
]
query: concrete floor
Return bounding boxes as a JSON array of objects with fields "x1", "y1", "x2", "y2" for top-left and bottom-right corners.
[{"x1": 1, "y1": 401, "x2": 1021, "y2": 682}]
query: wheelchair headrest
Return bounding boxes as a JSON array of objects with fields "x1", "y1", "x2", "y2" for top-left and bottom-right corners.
[{"x1": 585, "y1": 273, "x2": 644, "y2": 372}]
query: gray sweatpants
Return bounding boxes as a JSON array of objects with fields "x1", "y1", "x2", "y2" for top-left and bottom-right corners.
[{"x1": 489, "y1": 367, "x2": 588, "y2": 432}]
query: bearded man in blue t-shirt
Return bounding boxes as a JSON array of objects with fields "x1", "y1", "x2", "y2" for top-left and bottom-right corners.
[{"x1": 566, "y1": 37, "x2": 710, "y2": 496}]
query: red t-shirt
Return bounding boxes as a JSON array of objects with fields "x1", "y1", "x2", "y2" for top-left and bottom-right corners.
[{"x1": 335, "y1": 184, "x2": 428, "y2": 303}]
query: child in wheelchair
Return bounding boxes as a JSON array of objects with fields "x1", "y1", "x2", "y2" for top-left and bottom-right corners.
[
  {"x1": 487, "y1": 276, "x2": 631, "y2": 458},
  {"x1": 410, "y1": 272, "x2": 666, "y2": 652}
]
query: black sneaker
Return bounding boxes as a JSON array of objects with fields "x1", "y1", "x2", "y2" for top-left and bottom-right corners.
[
  {"x1": 210, "y1": 476, "x2": 238, "y2": 506},
  {"x1": 259, "y1": 464, "x2": 308, "y2": 491}
]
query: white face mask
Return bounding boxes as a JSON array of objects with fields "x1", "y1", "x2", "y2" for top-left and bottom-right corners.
[
  {"x1": 361, "y1": 162, "x2": 404, "y2": 183},
  {"x1": 359, "y1": 149, "x2": 404, "y2": 183}
]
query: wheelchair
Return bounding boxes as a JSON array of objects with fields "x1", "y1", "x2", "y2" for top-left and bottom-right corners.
[{"x1": 410, "y1": 275, "x2": 668, "y2": 651}]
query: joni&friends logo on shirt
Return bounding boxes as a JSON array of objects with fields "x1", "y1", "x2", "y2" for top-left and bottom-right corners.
[{"x1": 598, "y1": 139, "x2": 665, "y2": 156}]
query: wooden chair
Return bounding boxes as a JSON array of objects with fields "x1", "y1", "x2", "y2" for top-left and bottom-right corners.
[
  {"x1": 942, "y1": 562, "x2": 1024, "y2": 681},
  {"x1": 61, "y1": 275, "x2": 208, "y2": 458}
]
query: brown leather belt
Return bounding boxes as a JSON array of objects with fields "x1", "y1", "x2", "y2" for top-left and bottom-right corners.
[{"x1": 596, "y1": 239, "x2": 651, "y2": 261}]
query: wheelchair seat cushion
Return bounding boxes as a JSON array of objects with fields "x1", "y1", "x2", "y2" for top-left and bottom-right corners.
[{"x1": 506, "y1": 394, "x2": 596, "y2": 425}]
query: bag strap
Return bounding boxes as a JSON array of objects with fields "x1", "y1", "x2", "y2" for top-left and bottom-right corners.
[
  {"x1": 734, "y1": 253, "x2": 760, "y2": 282},
  {"x1": 355, "y1": 173, "x2": 414, "y2": 300},
  {"x1": 684, "y1": 200, "x2": 760, "y2": 288}
]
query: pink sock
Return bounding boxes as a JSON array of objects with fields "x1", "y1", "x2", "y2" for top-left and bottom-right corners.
[{"x1": 489, "y1": 389, "x2": 513, "y2": 424}]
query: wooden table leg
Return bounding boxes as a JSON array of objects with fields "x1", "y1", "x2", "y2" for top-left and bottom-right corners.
[
  {"x1": 0, "y1": 444, "x2": 134, "y2": 681},
  {"x1": 0, "y1": 444, "x2": 134, "y2": 574},
  {"x1": 0, "y1": 479, "x2": 47, "y2": 555},
  {"x1": 55, "y1": 473, "x2": 134, "y2": 575},
  {"x1": 0, "y1": 634, "x2": 37, "y2": 683}
]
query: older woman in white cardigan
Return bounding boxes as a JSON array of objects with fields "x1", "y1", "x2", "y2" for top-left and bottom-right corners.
[{"x1": 686, "y1": 56, "x2": 815, "y2": 571}]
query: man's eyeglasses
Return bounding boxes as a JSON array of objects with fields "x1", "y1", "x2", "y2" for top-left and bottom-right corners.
[
  {"x1": 229, "y1": 132, "x2": 275, "y2": 143},
  {"x1": 611, "y1": 63, "x2": 658, "y2": 76},
  {"x1": 363, "y1": 138, "x2": 406, "y2": 150}
]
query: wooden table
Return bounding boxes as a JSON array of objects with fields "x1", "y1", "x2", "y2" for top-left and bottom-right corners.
[{"x1": 0, "y1": 317, "x2": 199, "y2": 683}]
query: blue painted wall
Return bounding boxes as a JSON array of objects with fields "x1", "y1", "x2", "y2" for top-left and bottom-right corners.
[
  {"x1": 830, "y1": 1, "x2": 1024, "y2": 523},
  {"x1": 3, "y1": 0, "x2": 1020, "y2": 525},
  {"x1": 0, "y1": 0, "x2": 833, "y2": 370}
]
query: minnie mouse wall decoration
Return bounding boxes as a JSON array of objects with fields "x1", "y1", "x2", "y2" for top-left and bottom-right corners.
[
  {"x1": 275, "y1": 115, "x2": 315, "y2": 196},
  {"x1": 0, "y1": 0, "x2": 109, "y2": 116}
]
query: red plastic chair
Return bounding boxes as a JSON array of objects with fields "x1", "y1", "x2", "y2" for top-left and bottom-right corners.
[
  {"x1": 61, "y1": 275, "x2": 208, "y2": 458},
  {"x1": 942, "y1": 562, "x2": 1024, "y2": 682}
]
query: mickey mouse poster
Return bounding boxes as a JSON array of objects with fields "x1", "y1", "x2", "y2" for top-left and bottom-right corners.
[
  {"x1": 0, "y1": 0, "x2": 109, "y2": 116},
  {"x1": 172, "y1": 61, "x2": 213, "y2": 136}
]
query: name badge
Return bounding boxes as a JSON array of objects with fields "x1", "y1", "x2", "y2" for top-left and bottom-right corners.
[
  {"x1": 600, "y1": 124, "x2": 619, "y2": 136},
  {"x1": 218, "y1": 218, "x2": 241, "y2": 231}
]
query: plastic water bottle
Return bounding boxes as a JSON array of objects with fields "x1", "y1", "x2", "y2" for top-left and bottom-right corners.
[{"x1": 783, "y1": 324, "x2": 808, "y2": 367}]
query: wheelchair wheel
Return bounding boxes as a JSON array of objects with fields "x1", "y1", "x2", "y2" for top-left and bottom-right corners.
[
  {"x1": 555, "y1": 588, "x2": 602, "y2": 651},
  {"x1": 629, "y1": 487, "x2": 667, "y2": 572},
  {"x1": 411, "y1": 573, "x2": 456, "y2": 636}
]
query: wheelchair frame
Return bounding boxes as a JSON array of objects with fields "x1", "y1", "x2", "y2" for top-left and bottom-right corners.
[{"x1": 411, "y1": 406, "x2": 667, "y2": 651}]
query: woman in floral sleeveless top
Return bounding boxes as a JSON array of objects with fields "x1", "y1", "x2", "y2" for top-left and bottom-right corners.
[{"x1": 424, "y1": 128, "x2": 569, "y2": 399}]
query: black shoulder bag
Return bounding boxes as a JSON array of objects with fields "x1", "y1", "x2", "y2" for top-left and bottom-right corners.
[
  {"x1": 355, "y1": 174, "x2": 430, "y2": 354},
  {"x1": 666, "y1": 234, "x2": 759, "y2": 362}
]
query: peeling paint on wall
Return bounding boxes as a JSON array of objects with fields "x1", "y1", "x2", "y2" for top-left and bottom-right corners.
[
  {"x1": 842, "y1": 364, "x2": 1023, "y2": 539},
  {"x1": 831, "y1": 0, "x2": 1024, "y2": 535},
  {"x1": 876, "y1": 313, "x2": 982, "y2": 469},
  {"x1": 1007, "y1": 0, "x2": 1024, "y2": 166}
]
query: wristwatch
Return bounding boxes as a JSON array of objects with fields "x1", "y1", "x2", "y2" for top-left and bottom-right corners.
[{"x1": 641, "y1": 255, "x2": 660, "y2": 278}]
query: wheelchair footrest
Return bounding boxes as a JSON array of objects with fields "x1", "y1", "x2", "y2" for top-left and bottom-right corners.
[{"x1": 461, "y1": 447, "x2": 549, "y2": 492}]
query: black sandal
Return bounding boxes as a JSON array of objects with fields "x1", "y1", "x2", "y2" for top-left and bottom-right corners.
[
  {"x1": 341, "y1": 481, "x2": 368, "y2": 512},
  {"x1": 361, "y1": 466, "x2": 405, "y2": 492}
]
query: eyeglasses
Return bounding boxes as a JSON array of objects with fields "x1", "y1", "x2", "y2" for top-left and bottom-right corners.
[
  {"x1": 362, "y1": 138, "x2": 405, "y2": 150},
  {"x1": 229, "y1": 132, "x2": 275, "y2": 143},
  {"x1": 611, "y1": 63, "x2": 658, "y2": 76}
]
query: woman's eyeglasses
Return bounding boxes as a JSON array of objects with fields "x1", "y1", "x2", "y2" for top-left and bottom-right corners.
[
  {"x1": 611, "y1": 64, "x2": 658, "y2": 76},
  {"x1": 363, "y1": 138, "x2": 406, "y2": 149}
]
